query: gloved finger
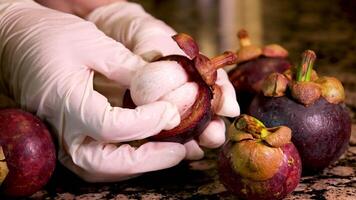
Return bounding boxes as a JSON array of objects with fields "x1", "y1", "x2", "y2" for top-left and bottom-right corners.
[
  {"x1": 214, "y1": 69, "x2": 240, "y2": 117},
  {"x1": 130, "y1": 61, "x2": 188, "y2": 106},
  {"x1": 86, "y1": 1, "x2": 186, "y2": 61},
  {"x1": 66, "y1": 71, "x2": 180, "y2": 142},
  {"x1": 74, "y1": 28, "x2": 148, "y2": 88},
  {"x1": 184, "y1": 140, "x2": 204, "y2": 160},
  {"x1": 198, "y1": 116, "x2": 226, "y2": 148},
  {"x1": 62, "y1": 138, "x2": 186, "y2": 182}
]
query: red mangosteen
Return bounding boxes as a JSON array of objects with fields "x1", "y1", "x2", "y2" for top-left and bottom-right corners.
[
  {"x1": 248, "y1": 50, "x2": 351, "y2": 174},
  {"x1": 228, "y1": 29, "x2": 291, "y2": 112},
  {"x1": 218, "y1": 115, "x2": 301, "y2": 200},
  {"x1": 0, "y1": 109, "x2": 56, "y2": 197},
  {"x1": 123, "y1": 33, "x2": 238, "y2": 143}
]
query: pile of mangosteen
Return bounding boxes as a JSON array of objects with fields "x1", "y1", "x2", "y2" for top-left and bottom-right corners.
[{"x1": 219, "y1": 31, "x2": 351, "y2": 199}]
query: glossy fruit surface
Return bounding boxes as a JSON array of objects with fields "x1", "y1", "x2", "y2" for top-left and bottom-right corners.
[
  {"x1": 248, "y1": 95, "x2": 351, "y2": 173},
  {"x1": 229, "y1": 57, "x2": 291, "y2": 112},
  {"x1": 218, "y1": 115, "x2": 301, "y2": 200},
  {"x1": 0, "y1": 109, "x2": 56, "y2": 197}
]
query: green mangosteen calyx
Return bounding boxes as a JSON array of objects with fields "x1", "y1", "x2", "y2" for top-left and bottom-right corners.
[
  {"x1": 261, "y1": 50, "x2": 345, "y2": 105},
  {"x1": 0, "y1": 146, "x2": 9, "y2": 186},
  {"x1": 315, "y1": 76, "x2": 345, "y2": 104},
  {"x1": 261, "y1": 72, "x2": 289, "y2": 97},
  {"x1": 292, "y1": 50, "x2": 345, "y2": 105},
  {"x1": 228, "y1": 115, "x2": 292, "y2": 181}
]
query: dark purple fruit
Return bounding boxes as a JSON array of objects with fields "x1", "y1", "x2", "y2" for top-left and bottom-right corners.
[
  {"x1": 0, "y1": 109, "x2": 56, "y2": 197},
  {"x1": 228, "y1": 29, "x2": 291, "y2": 112},
  {"x1": 229, "y1": 57, "x2": 291, "y2": 111},
  {"x1": 247, "y1": 50, "x2": 351, "y2": 174},
  {"x1": 248, "y1": 95, "x2": 351, "y2": 173},
  {"x1": 218, "y1": 115, "x2": 301, "y2": 200}
]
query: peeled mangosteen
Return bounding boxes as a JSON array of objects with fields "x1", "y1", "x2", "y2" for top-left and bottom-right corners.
[
  {"x1": 248, "y1": 50, "x2": 351, "y2": 174},
  {"x1": 228, "y1": 29, "x2": 291, "y2": 112},
  {"x1": 218, "y1": 115, "x2": 301, "y2": 200},
  {"x1": 123, "y1": 33, "x2": 238, "y2": 143},
  {"x1": 0, "y1": 109, "x2": 56, "y2": 197}
]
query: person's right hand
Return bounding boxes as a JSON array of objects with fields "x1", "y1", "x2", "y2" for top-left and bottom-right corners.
[{"x1": 0, "y1": 0, "x2": 188, "y2": 182}]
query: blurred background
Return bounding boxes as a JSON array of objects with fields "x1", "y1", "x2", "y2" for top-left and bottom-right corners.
[{"x1": 133, "y1": 0, "x2": 356, "y2": 111}]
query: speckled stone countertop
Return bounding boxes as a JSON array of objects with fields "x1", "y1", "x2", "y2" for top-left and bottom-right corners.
[
  {"x1": 9, "y1": 0, "x2": 356, "y2": 199},
  {"x1": 22, "y1": 128, "x2": 356, "y2": 200}
]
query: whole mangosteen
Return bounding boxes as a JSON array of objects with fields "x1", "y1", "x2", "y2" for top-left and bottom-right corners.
[
  {"x1": 218, "y1": 115, "x2": 301, "y2": 200},
  {"x1": 0, "y1": 109, "x2": 56, "y2": 197},
  {"x1": 228, "y1": 29, "x2": 291, "y2": 112},
  {"x1": 248, "y1": 50, "x2": 351, "y2": 174}
]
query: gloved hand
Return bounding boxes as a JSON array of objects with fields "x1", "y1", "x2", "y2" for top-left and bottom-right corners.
[
  {"x1": 0, "y1": 0, "x2": 189, "y2": 182},
  {"x1": 86, "y1": 1, "x2": 240, "y2": 160}
]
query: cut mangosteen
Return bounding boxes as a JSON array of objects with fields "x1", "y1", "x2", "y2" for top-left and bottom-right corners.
[{"x1": 123, "y1": 33, "x2": 238, "y2": 143}]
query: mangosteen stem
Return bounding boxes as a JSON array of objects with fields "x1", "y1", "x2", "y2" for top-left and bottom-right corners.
[
  {"x1": 237, "y1": 29, "x2": 252, "y2": 47},
  {"x1": 296, "y1": 50, "x2": 316, "y2": 82},
  {"x1": 210, "y1": 51, "x2": 238, "y2": 69},
  {"x1": 234, "y1": 115, "x2": 270, "y2": 138},
  {"x1": 231, "y1": 115, "x2": 292, "y2": 147}
]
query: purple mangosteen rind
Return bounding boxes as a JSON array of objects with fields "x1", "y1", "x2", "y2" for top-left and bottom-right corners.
[
  {"x1": 226, "y1": 115, "x2": 294, "y2": 180},
  {"x1": 0, "y1": 109, "x2": 56, "y2": 197},
  {"x1": 248, "y1": 94, "x2": 351, "y2": 174},
  {"x1": 218, "y1": 115, "x2": 301, "y2": 199},
  {"x1": 228, "y1": 30, "x2": 291, "y2": 113},
  {"x1": 249, "y1": 50, "x2": 351, "y2": 173},
  {"x1": 228, "y1": 57, "x2": 292, "y2": 112},
  {"x1": 123, "y1": 33, "x2": 238, "y2": 144},
  {"x1": 219, "y1": 143, "x2": 301, "y2": 200},
  {"x1": 219, "y1": 117, "x2": 301, "y2": 200}
]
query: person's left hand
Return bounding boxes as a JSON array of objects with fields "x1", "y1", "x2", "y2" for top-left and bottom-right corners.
[{"x1": 86, "y1": 1, "x2": 240, "y2": 160}]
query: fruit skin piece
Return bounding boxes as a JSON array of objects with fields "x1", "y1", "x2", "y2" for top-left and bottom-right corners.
[
  {"x1": 248, "y1": 95, "x2": 351, "y2": 174},
  {"x1": 218, "y1": 115, "x2": 301, "y2": 200},
  {"x1": 0, "y1": 109, "x2": 56, "y2": 197},
  {"x1": 228, "y1": 57, "x2": 291, "y2": 112}
]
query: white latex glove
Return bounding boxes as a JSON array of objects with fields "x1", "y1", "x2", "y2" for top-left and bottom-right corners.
[
  {"x1": 87, "y1": 1, "x2": 240, "y2": 160},
  {"x1": 0, "y1": 0, "x2": 189, "y2": 182}
]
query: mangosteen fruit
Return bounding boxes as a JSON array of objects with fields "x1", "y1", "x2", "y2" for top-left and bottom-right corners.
[
  {"x1": 228, "y1": 29, "x2": 291, "y2": 112},
  {"x1": 123, "y1": 33, "x2": 238, "y2": 143},
  {"x1": 0, "y1": 109, "x2": 56, "y2": 197},
  {"x1": 248, "y1": 50, "x2": 351, "y2": 174},
  {"x1": 218, "y1": 115, "x2": 301, "y2": 200}
]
